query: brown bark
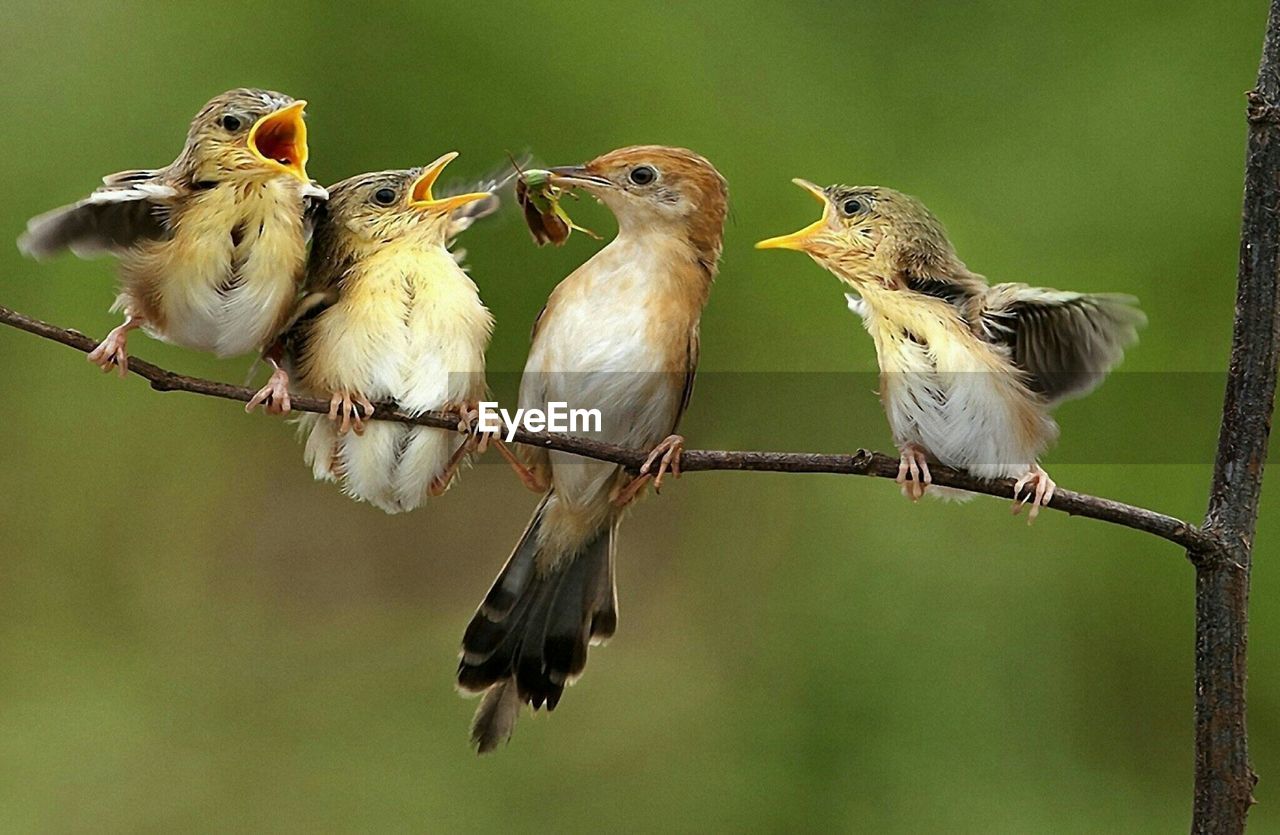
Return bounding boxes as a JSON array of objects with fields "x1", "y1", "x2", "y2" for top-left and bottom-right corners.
[{"x1": 1188, "y1": 3, "x2": 1280, "y2": 830}]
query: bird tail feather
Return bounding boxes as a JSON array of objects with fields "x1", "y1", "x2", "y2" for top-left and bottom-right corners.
[{"x1": 458, "y1": 492, "x2": 617, "y2": 753}]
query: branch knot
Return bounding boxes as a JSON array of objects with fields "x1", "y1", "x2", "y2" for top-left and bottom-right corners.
[{"x1": 1247, "y1": 89, "x2": 1280, "y2": 124}]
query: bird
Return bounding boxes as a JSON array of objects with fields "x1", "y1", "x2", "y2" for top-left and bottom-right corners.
[
  {"x1": 18, "y1": 88, "x2": 327, "y2": 388},
  {"x1": 275, "y1": 153, "x2": 497, "y2": 514},
  {"x1": 457, "y1": 146, "x2": 729, "y2": 753},
  {"x1": 757, "y1": 180, "x2": 1145, "y2": 519}
]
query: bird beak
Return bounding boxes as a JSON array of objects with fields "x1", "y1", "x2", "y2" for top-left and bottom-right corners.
[
  {"x1": 546, "y1": 165, "x2": 614, "y2": 191},
  {"x1": 248, "y1": 100, "x2": 310, "y2": 182},
  {"x1": 410, "y1": 152, "x2": 492, "y2": 212},
  {"x1": 755, "y1": 179, "x2": 832, "y2": 251}
]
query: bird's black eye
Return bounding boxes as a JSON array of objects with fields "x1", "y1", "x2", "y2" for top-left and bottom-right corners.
[
  {"x1": 373, "y1": 188, "x2": 397, "y2": 206},
  {"x1": 841, "y1": 198, "x2": 864, "y2": 216},
  {"x1": 220, "y1": 114, "x2": 243, "y2": 132},
  {"x1": 629, "y1": 165, "x2": 656, "y2": 186}
]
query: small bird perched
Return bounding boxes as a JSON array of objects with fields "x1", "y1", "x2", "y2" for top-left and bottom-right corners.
[
  {"x1": 19, "y1": 88, "x2": 326, "y2": 384},
  {"x1": 757, "y1": 180, "x2": 1144, "y2": 518},
  {"x1": 457, "y1": 146, "x2": 728, "y2": 752},
  {"x1": 276, "y1": 153, "x2": 496, "y2": 513}
]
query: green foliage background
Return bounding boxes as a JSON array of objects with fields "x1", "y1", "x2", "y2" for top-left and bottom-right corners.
[{"x1": 0, "y1": 1, "x2": 1275, "y2": 831}]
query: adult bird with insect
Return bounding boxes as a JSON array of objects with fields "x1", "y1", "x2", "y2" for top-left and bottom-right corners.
[{"x1": 458, "y1": 145, "x2": 729, "y2": 753}]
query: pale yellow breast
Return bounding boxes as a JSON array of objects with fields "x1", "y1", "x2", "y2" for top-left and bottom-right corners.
[
  {"x1": 120, "y1": 181, "x2": 307, "y2": 356},
  {"x1": 301, "y1": 244, "x2": 492, "y2": 413}
]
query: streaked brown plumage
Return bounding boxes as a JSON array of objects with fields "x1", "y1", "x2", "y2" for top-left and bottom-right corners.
[
  {"x1": 18, "y1": 88, "x2": 326, "y2": 379},
  {"x1": 458, "y1": 146, "x2": 728, "y2": 753},
  {"x1": 758, "y1": 180, "x2": 1144, "y2": 517}
]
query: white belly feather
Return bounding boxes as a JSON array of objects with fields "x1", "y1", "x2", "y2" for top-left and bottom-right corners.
[
  {"x1": 859, "y1": 298, "x2": 1056, "y2": 480},
  {"x1": 520, "y1": 236, "x2": 688, "y2": 508},
  {"x1": 132, "y1": 181, "x2": 306, "y2": 357},
  {"x1": 300, "y1": 246, "x2": 492, "y2": 513}
]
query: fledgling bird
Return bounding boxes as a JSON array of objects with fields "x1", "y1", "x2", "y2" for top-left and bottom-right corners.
[
  {"x1": 18, "y1": 88, "x2": 326, "y2": 384},
  {"x1": 457, "y1": 146, "x2": 729, "y2": 753},
  {"x1": 277, "y1": 153, "x2": 496, "y2": 514},
  {"x1": 757, "y1": 180, "x2": 1144, "y2": 518}
]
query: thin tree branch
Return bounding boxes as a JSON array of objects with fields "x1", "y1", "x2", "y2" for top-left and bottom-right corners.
[
  {"x1": 1188, "y1": 2, "x2": 1280, "y2": 830},
  {"x1": 0, "y1": 303, "x2": 1217, "y2": 552}
]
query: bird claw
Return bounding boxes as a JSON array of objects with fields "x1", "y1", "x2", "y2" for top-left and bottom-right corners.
[
  {"x1": 895, "y1": 443, "x2": 932, "y2": 502},
  {"x1": 451, "y1": 402, "x2": 492, "y2": 453},
  {"x1": 246, "y1": 367, "x2": 292, "y2": 415},
  {"x1": 453, "y1": 402, "x2": 478, "y2": 434},
  {"x1": 87, "y1": 320, "x2": 138, "y2": 378},
  {"x1": 1011, "y1": 465, "x2": 1057, "y2": 524},
  {"x1": 328, "y1": 390, "x2": 375, "y2": 436},
  {"x1": 640, "y1": 434, "x2": 685, "y2": 495}
]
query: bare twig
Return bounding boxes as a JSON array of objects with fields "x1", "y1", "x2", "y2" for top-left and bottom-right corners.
[
  {"x1": 0, "y1": 303, "x2": 1217, "y2": 552},
  {"x1": 1188, "y1": 3, "x2": 1280, "y2": 830}
]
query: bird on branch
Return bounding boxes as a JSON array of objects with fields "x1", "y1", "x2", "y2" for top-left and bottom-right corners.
[
  {"x1": 758, "y1": 180, "x2": 1144, "y2": 520},
  {"x1": 17, "y1": 88, "x2": 327, "y2": 388},
  {"x1": 265, "y1": 153, "x2": 499, "y2": 513},
  {"x1": 458, "y1": 146, "x2": 729, "y2": 753}
]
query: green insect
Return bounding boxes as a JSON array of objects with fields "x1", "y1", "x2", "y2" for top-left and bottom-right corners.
[{"x1": 513, "y1": 164, "x2": 600, "y2": 247}]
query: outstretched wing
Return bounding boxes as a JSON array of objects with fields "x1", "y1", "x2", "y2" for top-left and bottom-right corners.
[
  {"x1": 976, "y1": 283, "x2": 1145, "y2": 405},
  {"x1": 442, "y1": 162, "x2": 518, "y2": 264},
  {"x1": 18, "y1": 169, "x2": 180, "y2": 260}
]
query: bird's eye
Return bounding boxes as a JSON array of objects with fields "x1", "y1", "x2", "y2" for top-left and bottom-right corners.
[
  {"x1": 220, "y1": 114, "x2": 243, "y2": 132},
  {"x1": 373, "y1": 188, "x2": 398, "y2": 206},
  {"x1": 629, "y1": 165, "x2": 656, "y2": 186},
  {"x1": 841, "y1": 198, "x2": 864, "y2": 216}
]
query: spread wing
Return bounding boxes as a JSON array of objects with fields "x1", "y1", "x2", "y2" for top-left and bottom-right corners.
[
  {"x1": 975, "y1": 283, "x2": 1145, "y2": 405},
  {"x1": 443, "y1": 165, "x2": 513, "y2": 265},
  {"x1": 18, "y1": 169, "x2": 180, "y2": 260}
]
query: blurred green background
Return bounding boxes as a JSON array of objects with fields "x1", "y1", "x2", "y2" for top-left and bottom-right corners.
[{"x1": 0, "y1": 0, "x2": 1275, "y2": 831}]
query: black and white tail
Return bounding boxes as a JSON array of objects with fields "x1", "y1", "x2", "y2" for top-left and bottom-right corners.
[{"x1": 457, "y1": 493, "x2": 618, "y2": 753}]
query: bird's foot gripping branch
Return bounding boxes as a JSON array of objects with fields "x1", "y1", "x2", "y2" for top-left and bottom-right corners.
[{"x1": 0, "y1": 303, "x2": 1218, "y2": 555}]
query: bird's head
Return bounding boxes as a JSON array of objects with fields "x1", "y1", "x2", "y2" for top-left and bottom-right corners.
[
  {"x1": 322, "y1": 153, "x2": 492, "y2": 247},
  {"x1": 756, "y1": 181, "x2": 959, "y2": 288},
  {"x1": 185, "y1": 88, "x2": 312, "y2": 184},
  {"x1": 547, "y1": 145, "x2": 728, "y2": 266}
]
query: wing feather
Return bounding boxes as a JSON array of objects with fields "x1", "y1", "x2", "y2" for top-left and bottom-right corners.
[
  {"x1": 18, "y1": 169, "x2": 179, "y2": 260},
  {"x1": 976, "y1": 283, "x2": 1145, "y2": 405}
]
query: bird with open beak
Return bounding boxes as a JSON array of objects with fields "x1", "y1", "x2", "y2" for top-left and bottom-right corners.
[
  {"x1": 457, "y1": 146, "x2": 728, "y2": 752},
  {"x1": 18, "y1": 88, "x2": 326, "y2": 389},
  {"x1": 758, "y1": 181, "x2": 1144, "y2": 518},
  {"x1": 274, "y1": 154, "x2": 496, "y2": 513}
]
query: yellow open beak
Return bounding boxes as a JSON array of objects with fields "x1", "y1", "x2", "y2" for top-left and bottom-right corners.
[
  {"x1": 755, "y1": 178, "x2": 833, "y2": 251},
  {"x1": 410, "y1": 152, "x2": 492, "y2": 212},
  {"x1": 248, "y1": 100, "x2": 310, "y2": 182}
]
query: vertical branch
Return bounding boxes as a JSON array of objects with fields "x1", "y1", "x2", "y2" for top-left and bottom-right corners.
[{"x1": 1191, "y1": 2, "x2": 1280, "y2": 831}]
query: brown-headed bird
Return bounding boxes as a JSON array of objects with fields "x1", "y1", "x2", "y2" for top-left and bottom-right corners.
[
  {"x1": 276, "y1": 153, "x2": 496, "y2": 513},
  {"x1": 458, "y1": 146, "x2": 728, "y2": 753},
  {"x1": 758, "y1": 181, "x2": 1144, "y2": 518},
  {"x1": 19, "y1": 89, "x2": 326, "y2": 385}
]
